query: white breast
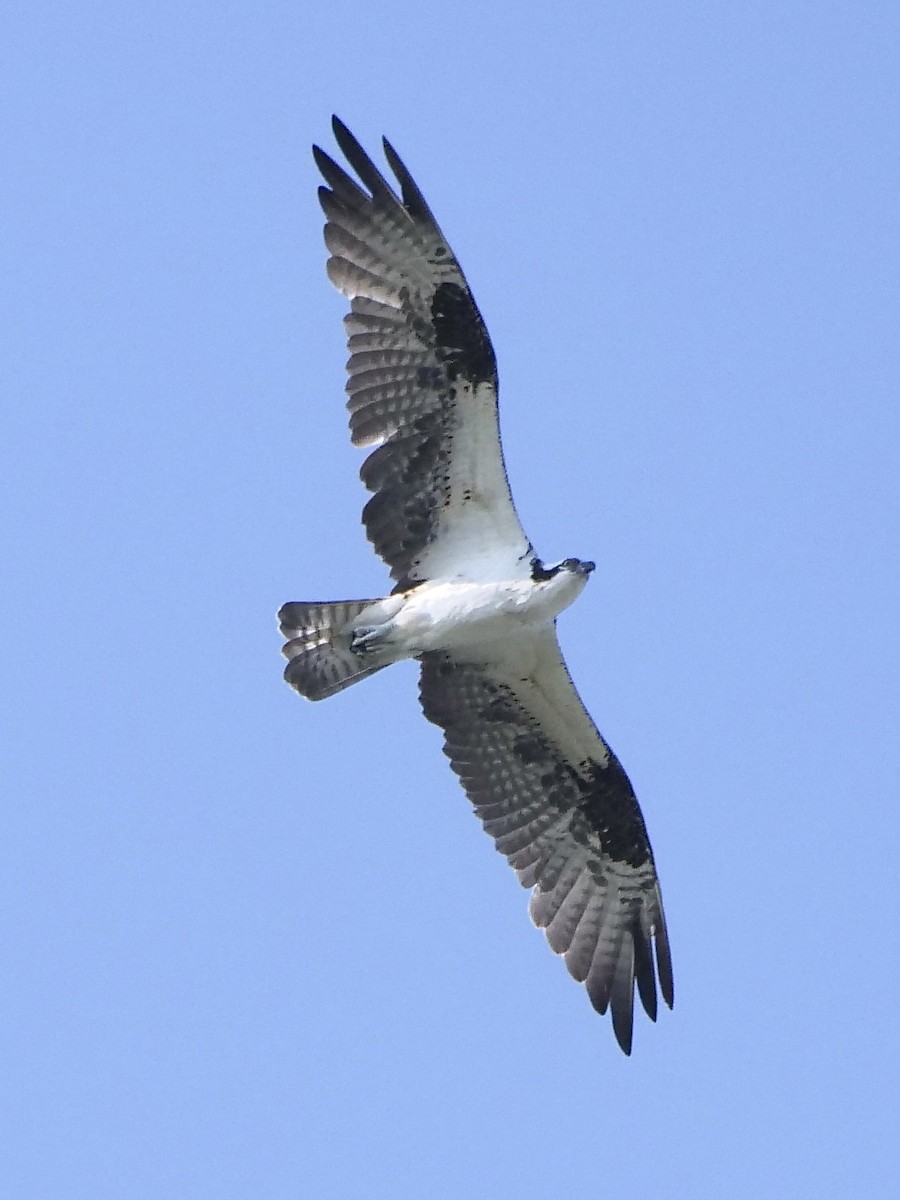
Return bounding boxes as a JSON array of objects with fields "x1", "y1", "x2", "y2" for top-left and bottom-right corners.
[{"x1": 391, "y1": 570, "x2": 589, "y2": 655}]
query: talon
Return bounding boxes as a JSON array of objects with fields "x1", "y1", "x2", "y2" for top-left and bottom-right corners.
[{"x1": 350, "y1": 625, "x2": 384, "y2": 654}]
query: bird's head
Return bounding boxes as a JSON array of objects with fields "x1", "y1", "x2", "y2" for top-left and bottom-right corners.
[
  {"x1": 531, "y1": 556, "x2": 595, "y2": 582},
  {"x1": 564, "y1": 557, "x2": 595, "y2": 577}
]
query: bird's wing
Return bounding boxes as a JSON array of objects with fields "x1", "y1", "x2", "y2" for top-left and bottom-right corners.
[
  {"x1": 419, "y1": 628, "x2": 672, "y2": 1054},
  {"x1": 315, "y1": 117, "x2": 533, "y2": 589}
]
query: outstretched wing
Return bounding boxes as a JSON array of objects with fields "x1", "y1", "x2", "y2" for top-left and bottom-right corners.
[
  {"x1": 315, "y1": 118, "x2": 532, "y2": 589},
  {"x1": 419, "y1": 630, "x2": 673, "y2": 1055}
]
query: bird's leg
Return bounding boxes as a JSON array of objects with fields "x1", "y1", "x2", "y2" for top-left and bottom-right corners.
[{"x1": 349, "y1": 622, "x2": 394, "y2": 654}]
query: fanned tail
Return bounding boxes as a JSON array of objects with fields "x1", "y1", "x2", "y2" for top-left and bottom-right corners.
[{"x1": 279, "y1": 599, "x2": 389, "y2": 701}]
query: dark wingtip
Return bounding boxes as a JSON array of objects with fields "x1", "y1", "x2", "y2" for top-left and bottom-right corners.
[
  {"x1": 655, "y1": 922, "x2": 675, "y2": 1011},
  {"x1": 311, "y1": 114, "x2": 348, "y2": 164},
  {"x1": 611, "y1": 997, "x2": 636, "y2": 1056},
  {"x1": 311, "y1": 144, "x2": 333, "y2": 173},
  {"x1": 634, "y1": 933, "x2": 659, "y2": 1023},
  {"x1": 329, "y1": 115, "x2": 361, "y2": 161},
  {"x1": 381, "y1": 134, "x2": 435, "y2": 223},
  {"x1": 612, "y1": 1018, "x2": 634, "y2": 1057}
]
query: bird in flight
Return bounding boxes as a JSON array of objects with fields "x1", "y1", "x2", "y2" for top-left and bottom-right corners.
[{"x1": 279, "y1": 117, "x2": 672, "y2": 1054}]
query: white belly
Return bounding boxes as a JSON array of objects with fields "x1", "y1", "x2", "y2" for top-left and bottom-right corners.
[{"x1": 388, "y1": 571, "x2": 589, "y2": 654}]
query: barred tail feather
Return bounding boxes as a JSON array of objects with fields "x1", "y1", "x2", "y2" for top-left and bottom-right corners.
[{"x1": 279, "y1": 599, "x2": 389, "y2": 701}]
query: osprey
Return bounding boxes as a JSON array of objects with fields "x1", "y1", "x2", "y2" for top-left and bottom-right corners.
[{"x1": 280, "y1": 118, "x2": 673, "y2": 1054}]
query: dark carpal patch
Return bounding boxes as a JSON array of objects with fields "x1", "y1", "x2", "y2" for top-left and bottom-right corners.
[
  {"x1": 431, "y1": 281, "x2": 496, "y2": 385},
  {"x1": 421, "y1": 653, "x2": 653, "y2": 869},
  {"x1": 532, "y1": 747, "x2": 650, "y2": 869},
  {"x1": 573, "y1": 758, "x2": 652, "y2": 869}
]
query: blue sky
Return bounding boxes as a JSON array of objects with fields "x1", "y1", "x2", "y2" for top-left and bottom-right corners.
[{"x1": 3, "y1": 2, "x2": 898, "y2": 1196}]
